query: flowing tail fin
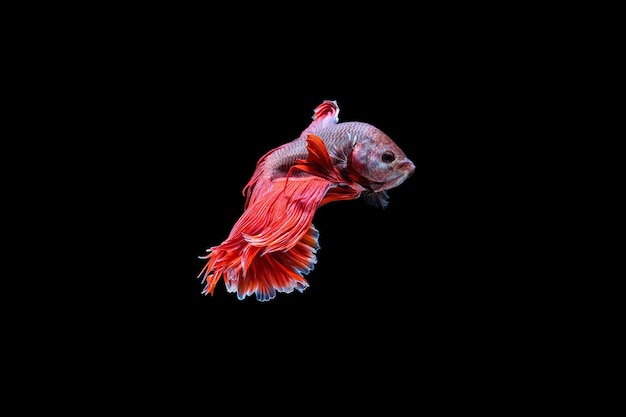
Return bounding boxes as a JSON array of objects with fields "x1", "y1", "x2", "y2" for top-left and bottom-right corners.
[
  {"x1": 199, "y1": 222, "x2": 320, "y2": 301},
  {"x1": 198, "y1": 134, "x2": 358, "y2": 301}
]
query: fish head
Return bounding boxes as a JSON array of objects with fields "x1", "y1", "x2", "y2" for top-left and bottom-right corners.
[{"x1": 349, "y1": 124, "x2": 415, "y2": 192}]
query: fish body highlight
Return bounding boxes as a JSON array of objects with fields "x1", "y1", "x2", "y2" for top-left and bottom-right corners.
[{"x1": 198, "y1": 100, "x2": 415, "y2": 301}]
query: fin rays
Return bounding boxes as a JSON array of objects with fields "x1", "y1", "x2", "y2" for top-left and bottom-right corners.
[{"x1": 198, "y1": 118, "x2": 364, "y2": 302}]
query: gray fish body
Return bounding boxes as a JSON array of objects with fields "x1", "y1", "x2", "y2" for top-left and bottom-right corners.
[{"x1": 264, "y1": 121, "x2": 414, "y2": 193}]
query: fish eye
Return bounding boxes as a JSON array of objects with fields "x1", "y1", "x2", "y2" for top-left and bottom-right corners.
[{"x1": 381, "y1": 151, "x2": 395, "y2": 163}]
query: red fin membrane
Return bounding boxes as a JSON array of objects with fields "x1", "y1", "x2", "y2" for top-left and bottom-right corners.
[
  {"x1": 198, "y1": 178, "x2": 327, "y2": 301},
  {"x1": 288, "y1": 134, "x2": 360, "y2": 205},
  {"x1": 299, "y1": 100, "x2": 339, "y2": 138},
  {"x1": 198, "y1": 134, "x2": 359, "y2": 301}
]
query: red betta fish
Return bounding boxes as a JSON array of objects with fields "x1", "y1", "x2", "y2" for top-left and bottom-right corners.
[{"x1": 198, "y1": 100, "x2": 415, "y2": 301}]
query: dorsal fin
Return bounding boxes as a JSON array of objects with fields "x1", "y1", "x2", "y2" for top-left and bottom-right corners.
[{"x1": 299, "y1": 100, "x2": 340, "y2": 137}]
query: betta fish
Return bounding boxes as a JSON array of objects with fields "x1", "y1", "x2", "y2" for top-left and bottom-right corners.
[{"x1": 198, "y1": 100, "x2": 415, "y2": 301}]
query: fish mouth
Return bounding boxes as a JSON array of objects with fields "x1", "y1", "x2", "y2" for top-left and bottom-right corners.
[
  {"x1": 352, "y1": 159, "x2": 416, "y2": 192},
  {"x1": 376, "y1": 160, "x2": 416, "y2": 191},
  {"x1": 402, "y1": 160, "x2": 416, "y2": 180},
  {"x1": 384, "y1": 173, "x2": 411, "y2": 190}
]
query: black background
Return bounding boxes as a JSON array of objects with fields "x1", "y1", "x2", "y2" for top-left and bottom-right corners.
[
  {"x1": 113, "y1": 70, "x2": 516, "y2": 333},
  {"x1": 86, "y1": 40, "x2": 522, "y2": 334},
  {"x1": 41, "y1": 14, "x2": 546, "y2": 390},
  {"x1": 17, "y1": 7, "x2": 569, "y2": 410},
  {"x1": 95, "y1": 70, "x2": 532, "y2": 395}
]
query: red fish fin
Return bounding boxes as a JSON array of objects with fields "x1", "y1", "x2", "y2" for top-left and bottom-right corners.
[
  {"x1": 242, "y1": 100, "x2": 338, "y2": 208},
  {"x1": 199, "y1": 175, "x2": 333, "y2": 301},
  {"x1": 241, "y1": 150, "x2": 271, "y2": 209},
  {"x1": 287, "y1": 134, "x2": 345, "y2": 183},
  {"x1": 286, "y1": 134, "x2": 362, "y2": 205},
  {"x1": 300, "y1": 100, "x2": 339, "y2": 137},
  {"x1": 233, "y1": 224, "x2": 320, "y2": 301},
  {"x1": 243, "y1": 176, "x2": 330, "y2": 252}
]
